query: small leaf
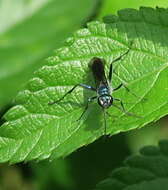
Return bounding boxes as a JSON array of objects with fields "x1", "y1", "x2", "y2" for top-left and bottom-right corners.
[
  {"x1": 98, "y1": 0, "x2": 168, "y2": 18},
  {"x1": 94, "y1": 140, "x2": 168, "y2": 190},
  {"x1": 0, "y1": 7, "x2": 168, "y2": 163}
]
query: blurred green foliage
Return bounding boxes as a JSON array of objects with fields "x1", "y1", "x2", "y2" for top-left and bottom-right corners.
[
  {"x1": 0, "y1": 0, "x2": 168, "y2": 190},
  {"x1": 127, "y1": 117, "x2": 168, "y2": 154},
  {"x1": 0, "y1": 0, "x2": 99, "y2": 108},
  {"x1": 95, "y1": 140, "x2": 168, "y2": 190}
]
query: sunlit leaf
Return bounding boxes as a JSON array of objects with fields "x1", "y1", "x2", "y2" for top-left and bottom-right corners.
[{"x1": 0, "y1": 7, "x2": 168, "y2": 163}]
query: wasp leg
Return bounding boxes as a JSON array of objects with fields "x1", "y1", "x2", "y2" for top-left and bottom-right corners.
[{"x1": 49, "y1": 84, "x2": 96, "y2": 105}]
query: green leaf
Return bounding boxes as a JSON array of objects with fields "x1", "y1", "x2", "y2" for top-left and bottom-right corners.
[
  {"x1": 0, "y1": 0, "x2": 99, "y2": 107},
  {"x1": 98, "y1": 0, "x2": 168, "y2": 17},
  {"x1": 0, "y1": 7, "x2": 168, "y2": 163},
  {"x1": 94, "y1": 140, "x2": 168, "y2": 190}
]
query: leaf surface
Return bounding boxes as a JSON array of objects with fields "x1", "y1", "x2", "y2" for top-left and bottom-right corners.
[{"x1": 0, "y1": 7, "x2": 168, "y2": 163}]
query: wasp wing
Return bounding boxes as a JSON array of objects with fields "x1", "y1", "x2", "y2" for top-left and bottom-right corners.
[{"x1": 89, "y1": 57, "x2": 108, "y2": 88}]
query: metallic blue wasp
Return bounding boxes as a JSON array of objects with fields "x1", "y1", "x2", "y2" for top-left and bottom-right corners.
[{"x1": 49, "y1": 47, "x2": 138, "y2": 134}]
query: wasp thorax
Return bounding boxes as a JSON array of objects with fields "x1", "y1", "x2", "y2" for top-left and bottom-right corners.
[{"x1": 98, "y1": 95, "x2": 113, "y2": 108}]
